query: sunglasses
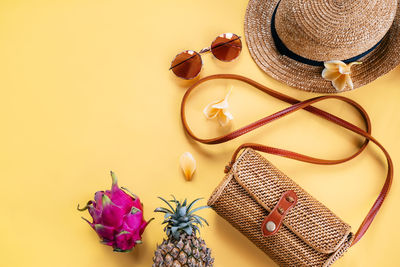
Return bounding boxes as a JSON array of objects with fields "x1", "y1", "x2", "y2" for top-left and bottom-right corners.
[{"x1": 169, "y1": 33, "x2": 242, "y2": 79}]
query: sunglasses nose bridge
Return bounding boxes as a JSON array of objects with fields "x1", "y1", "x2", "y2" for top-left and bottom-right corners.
[{"x1": 199, "y1": 47, "x2": 211, "y2": 54}]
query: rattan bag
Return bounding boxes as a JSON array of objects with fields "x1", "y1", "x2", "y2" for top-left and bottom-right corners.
[
  {"x1": 181, "y1": 74, "x2": 392, "y2": 266},
  {"x1": 208, "y1": 148, "x2": 352, "y2": 266}
]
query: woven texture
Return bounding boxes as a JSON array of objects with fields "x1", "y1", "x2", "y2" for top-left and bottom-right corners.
[
  {"x1": 208, "y1": 149, "x2": 353, "y2": 266},
  {"x1": 244, "y1": 0, "x2": 400, "y2": 93},
  {"x1": 274, "y1": 0, "x2": 397, "y2": 61}
]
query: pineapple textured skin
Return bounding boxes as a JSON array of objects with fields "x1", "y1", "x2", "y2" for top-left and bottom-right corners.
[{"x1": 152, "y1": 234, "x2": 214, "y2": 267}]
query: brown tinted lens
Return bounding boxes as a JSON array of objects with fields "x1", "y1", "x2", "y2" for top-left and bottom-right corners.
[
  {"x1": 211, "y1": 33, "x2": 242, "y2": 62},
  {"x1": 170, "y1": 50, "x2": 202, "y2": 79}
]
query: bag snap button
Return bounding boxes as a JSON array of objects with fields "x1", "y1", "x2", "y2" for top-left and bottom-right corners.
[{"x1": 266, "y1": 221, "x2": 276, "y2": 232}]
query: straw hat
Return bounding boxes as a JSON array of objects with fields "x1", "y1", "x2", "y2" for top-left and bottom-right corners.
[{"x1": 244, "y1": 0, "x2": 400, "y2": 93}]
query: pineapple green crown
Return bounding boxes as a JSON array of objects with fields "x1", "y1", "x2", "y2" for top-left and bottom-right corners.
[{"x1": 154, "y1": 196, "x2": 209, "y2": 240}]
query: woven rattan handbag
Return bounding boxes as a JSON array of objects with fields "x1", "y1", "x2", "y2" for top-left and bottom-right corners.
[{"x1": 180, "y1": 74, "x2": 393, "y2": 266}]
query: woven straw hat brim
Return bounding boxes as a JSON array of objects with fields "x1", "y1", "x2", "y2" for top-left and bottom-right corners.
[{"x1": 245, "y1": 0, "x2": 400, "y2": 93}]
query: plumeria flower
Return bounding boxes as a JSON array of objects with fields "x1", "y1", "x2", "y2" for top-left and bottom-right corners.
[
  {"x1": 322, "y1": 60, "x2": 362, "y2": 92},
  {"x1": 203, "y1": 86, "x2": 233, "y2": 126}
]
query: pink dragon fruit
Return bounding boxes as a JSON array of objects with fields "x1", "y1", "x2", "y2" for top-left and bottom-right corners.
[{"x1": 78, "y1": 171, "x2": 152, "y2": 252}]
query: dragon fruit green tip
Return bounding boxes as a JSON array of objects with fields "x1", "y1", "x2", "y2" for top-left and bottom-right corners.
[{"x1": 78, "y1": 171, "x2": 152, "y2": 252}]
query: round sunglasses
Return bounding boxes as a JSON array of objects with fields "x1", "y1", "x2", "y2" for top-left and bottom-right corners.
[{"x1": 169, "y1": 33, "x2": 242, "y2": 79}]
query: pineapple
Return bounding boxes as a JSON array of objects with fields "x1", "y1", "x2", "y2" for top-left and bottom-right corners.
[{"x1": 152, "y1": 196, "x2": 214, "y2": 267}]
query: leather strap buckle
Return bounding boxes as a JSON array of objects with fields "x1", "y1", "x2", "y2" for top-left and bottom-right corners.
[{"x1": 261, "y1": 190, "x2": 298, "y2": 236}]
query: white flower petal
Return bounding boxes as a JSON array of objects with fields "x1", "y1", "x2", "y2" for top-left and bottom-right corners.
[
  {"x1": 322, "y1": 68, "x2": 341, "y2": 81},
  {"x1": 210, "y1": 88, "x2": 231, "y2": 109},
  {"x1": 345, "y1": 74, "x2": 354, "y2": 89},
  {"x1": 211, "y1": 98, "x2": 229, "y2": 110},
  {"x1": 203, "y1": 101, "x2": 220, "y2": 119},
  {"x1": 338, "y1": 65, "x2": 351, "y2": 74},
  {"x1": 217, "y1": 111, "x2": 232, "y2": 126},
  {"x1": 223, "y1": 109, "x2": 233, "y2": 120},
  {"x1": 332, "y1": 74, "x2": 347, "y2": 91},
  {"x1": 180, "y1": 152, "x2": 196, "y2": 181}
]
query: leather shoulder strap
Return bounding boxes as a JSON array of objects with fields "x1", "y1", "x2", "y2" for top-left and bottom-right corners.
[{"x1": 180, "y1": 74, "x2": 393, "y2": 246}]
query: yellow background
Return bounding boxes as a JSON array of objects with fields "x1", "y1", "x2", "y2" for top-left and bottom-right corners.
[{"x1": 1, "y1": 0, "x2": 399, "y2": 266}]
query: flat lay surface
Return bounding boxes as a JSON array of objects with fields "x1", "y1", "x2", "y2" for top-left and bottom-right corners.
[{"x1": 1, "y1": 0, "x2": 400, "y2": 266}]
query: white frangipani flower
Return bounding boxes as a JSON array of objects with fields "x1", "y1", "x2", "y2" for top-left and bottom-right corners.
[
  {"x1": 322, "y1": 60, "x2": 362, "y2": 92},
  {"x1": 203, "y1": 86, "x2": 233, "y2": 126}
]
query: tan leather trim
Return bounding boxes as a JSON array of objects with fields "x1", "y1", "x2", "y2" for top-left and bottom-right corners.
[{"x1": 323, "y1": 233, "x2": 354, "y2": 267}]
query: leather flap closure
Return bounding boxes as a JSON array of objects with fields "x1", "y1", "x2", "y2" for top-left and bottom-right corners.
[
  {"x1": 261, "y1": 190, "x2": 298, "y2": 237},
  {"x1": 232, "y1": 148, "x2": 351, "y2": 254}
]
